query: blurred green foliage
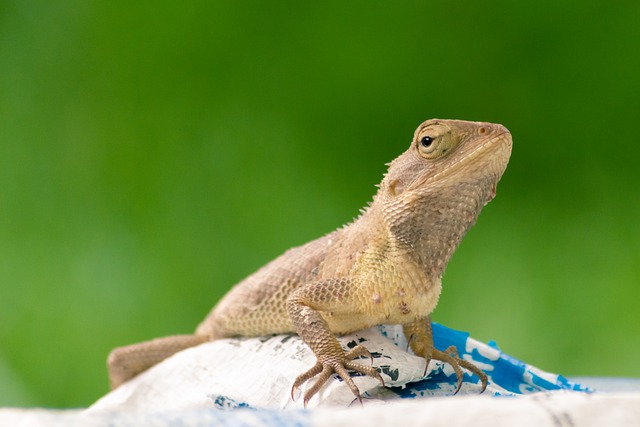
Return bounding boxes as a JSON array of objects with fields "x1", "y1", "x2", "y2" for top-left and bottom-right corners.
[{"x1": 1, "y1": 0, "x2": 639, "y2": 408}]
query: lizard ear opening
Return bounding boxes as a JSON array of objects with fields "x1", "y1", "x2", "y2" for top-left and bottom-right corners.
[{"x1": 388, "y1": 179, "x2": 404, "y2": 197}]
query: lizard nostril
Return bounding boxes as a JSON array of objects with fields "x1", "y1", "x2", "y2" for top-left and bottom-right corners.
[{"x1": 478, "y1": 127, "x2": 487, "y2": 135}]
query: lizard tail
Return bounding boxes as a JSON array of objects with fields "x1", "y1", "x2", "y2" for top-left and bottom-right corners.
[{"x1": 107, "y1": 334, "x2": 208, "y2": 389}]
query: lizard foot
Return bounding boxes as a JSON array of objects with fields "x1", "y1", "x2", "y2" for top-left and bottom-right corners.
[
  {"x1": 291, "y1": 345, "x2": 385, "y2": 406},
  {"x1": 429, "y1": 345, "x2": 488, "y2": 394}
]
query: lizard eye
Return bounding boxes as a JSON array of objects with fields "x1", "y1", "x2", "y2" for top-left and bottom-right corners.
[
  {"x1": 413, "y1": 123, "x2": 460, "y2": 160},
  {"x1": 418, "y1": 134, "x2": 440, "y2": 158},
  {"x1": 417, "y1": 128, "x2": 457, "y2": 160},
  {"x1": 420, "y1": 136, "x2": 434, "y2": 147}
]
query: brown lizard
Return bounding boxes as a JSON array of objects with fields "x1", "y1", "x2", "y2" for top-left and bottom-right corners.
[{"x1": 107, "y1": 119, "x2": 512, "y2": 405}]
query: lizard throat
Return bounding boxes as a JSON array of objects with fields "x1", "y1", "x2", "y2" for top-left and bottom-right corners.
[{"x1": 387, "y1": 177, "x2": 498, "y2": 276}]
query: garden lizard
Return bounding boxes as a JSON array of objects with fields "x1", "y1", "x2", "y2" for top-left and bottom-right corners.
[{"x1": 107, "y1": 118, "x2": 512, "y2": 405}]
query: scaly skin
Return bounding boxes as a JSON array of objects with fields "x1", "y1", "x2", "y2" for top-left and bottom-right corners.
[{"x1": 108, "y1": 119, "x2": 512, "y2": 405}]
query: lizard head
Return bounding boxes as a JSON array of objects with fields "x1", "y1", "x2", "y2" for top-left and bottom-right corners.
[
  {"x1": 378, "y1": 119, "x2": 512, "y2": 254},
  {"x1": 383, "y1": 119, "x2": 512, "y2": 198}
]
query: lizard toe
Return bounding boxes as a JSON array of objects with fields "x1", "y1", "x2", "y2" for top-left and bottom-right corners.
[
  {"x1": 292, "y1": 344, "x2": 384, "y2": 406},
  {"x1": 430, "y1": 345, "x2": 487, "y2": 395},
  {"x1": 344, "y1": 344, "x2": 373, "y2": 362},
  {"x1": 291, "y1": 361, "x2": 323, "y2": 401},
  {"x1": 301, "y1": 365, "x2": 333, "y2": 407},
  {"x1": 343, "y1": 344, "x2": 384, "y2": 386}
]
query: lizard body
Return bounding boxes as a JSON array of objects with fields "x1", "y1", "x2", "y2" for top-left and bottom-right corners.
[{"x1": 108, "y1": 119, "x2": 512, "y2": 405}]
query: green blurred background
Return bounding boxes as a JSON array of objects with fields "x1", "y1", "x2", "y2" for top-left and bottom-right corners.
[{"x1": 1, "y1": 0, "x2": 639, "y2": 408}]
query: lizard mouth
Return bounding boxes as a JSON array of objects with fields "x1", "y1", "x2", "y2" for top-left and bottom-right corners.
[{"x1": 424, "y1": 131, "x2": 513, "y2": 186}]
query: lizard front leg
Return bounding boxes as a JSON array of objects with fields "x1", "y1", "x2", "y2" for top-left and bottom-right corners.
[
  {"x1": 403, "y1": 317, "x2": 487, "y2": 393},
  {"x1": 286, "y1": 278, "x2": 384, "y2": 406}
]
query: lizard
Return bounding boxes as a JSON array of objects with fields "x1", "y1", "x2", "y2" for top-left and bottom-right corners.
[{"x1": 107, "y1": 118, "x2": 512, "y2": 406}]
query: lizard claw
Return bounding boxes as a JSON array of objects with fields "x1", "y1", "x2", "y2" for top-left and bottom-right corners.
[
  {"x1": 430, "y1": 345, "x2": 488, "y2": 395},
  {"x1": 291, "y1": 344, "x2": 384, "y2": 407}
]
